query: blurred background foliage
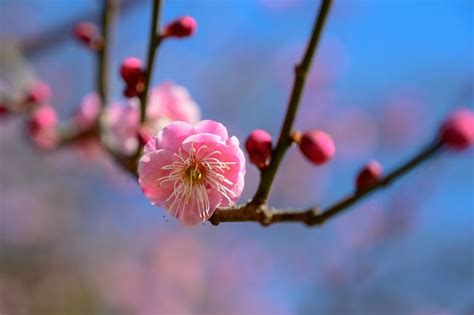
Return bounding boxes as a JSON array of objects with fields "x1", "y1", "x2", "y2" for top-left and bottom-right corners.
[{"x1": 0, "y1": 0, "x2": 473, "y2": 314}]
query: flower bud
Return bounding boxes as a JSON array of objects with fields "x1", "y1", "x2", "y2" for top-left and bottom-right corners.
[
  {"x1": 73, "y1": 21, "x2": 101, "y2": 49},
  {"x1": 162, "y1": 16, "x2": 197, "y2": 38},
  {"x1": 245, "y1": 129, "x2": 272, "y2": 169},
  {"x1": 27, "y1": 106, "x2": 58, "y2": 135},
  {"x1": 356, "y1": 160, "x2": 383, "y2": 191},
  {"x1": 27, "y1": 106, "x2": 58, "y2": 149},
  {"x1": 25, "y1": 81, "x2": 51, "y2": 105},
  {"x1": 439, "y1": 108, "x2": 474, "y2": 150},
  {"x1": 299, "y1": 130, "x2": 335, "y2": 165},
  {"x1": 74, "y1": 93, "x2": 101, "y2": 129},
  {"x1": 120, "y1": 57, "x2": 144, "y2": 84},
  {"x1": 123, "y1": 81, "x2": 145, "y2": 98}
]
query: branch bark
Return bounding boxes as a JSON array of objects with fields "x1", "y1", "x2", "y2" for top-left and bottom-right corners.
[
  {"x1": 210, "y1": 140, "x2": 444, "y2": 226},
  {"x1": 138, "y1": 0, "x2": 162, "y2": 123},
  {"x1": 252, "y1": 0, "x2": 332, "y2": 204},
  {"x1": 97, "y1": 0, "x2": 117, "y2": 108}
]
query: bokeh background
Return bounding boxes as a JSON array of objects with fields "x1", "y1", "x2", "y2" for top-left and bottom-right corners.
[{"x1": 1, "y1": 0, "x2": 473, "y2": 314}]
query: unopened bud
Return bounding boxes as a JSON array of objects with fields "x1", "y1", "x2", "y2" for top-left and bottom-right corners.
[
  {"x1": 439, "y1": 108, "x2": 474, "y2": 150},
  {"x1": 25, "y1": 81, "x2": 51, "y2": 105},
  {"x1": 120, "y1": 57, "x2": 144, "y2": 84},
  {"x1": 299, "y1": 130, "x2": 335, "y2": 165},
  {"x1": 245, "y1": 129, "x2": 272, "y2": 169},
  {"x1": 356, "y1": 160, "x2": 383, "y2": 191},
  {"x1": 162, "y1": 16, "x2": 197, "y2": 38},
  {"x1": 73, "y1": 21, "x2": 102, "y2": 50}
]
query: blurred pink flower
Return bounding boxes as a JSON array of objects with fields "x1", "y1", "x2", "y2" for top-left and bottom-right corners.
[
  {"x1": 27, "y1": 105, "x2": 58, "y2": 150},
  {"x1": 74, "y1": 93, "x2": 101, "y2": 129},
  {"x1": 104, "y1": 82, "x2": 200, "y2": 155},
  {"x1": 103, "y1": 101, "x2": 139, "y2": 155},
  {"x1": 138, "y1": 120, "x2": 246, "y2": 225},
  {"x1": 146, "y1": 81, "x2": 200, "y2": 128}
]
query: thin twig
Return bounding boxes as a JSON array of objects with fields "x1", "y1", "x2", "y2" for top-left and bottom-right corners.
[
  {"x1": 54, "y1": 0, "x2": 118, "y2": 147},
  {"x1": 210, "y1": 139, "x2": 444, "y2": 226},
  {"x1": 22, "y1": 0, "x2": 144, "y2": 58},
  {"x1": 139, "y1": 0, "x2": 162, "y2": 123},
  {"x1": 252, "y1": 0, "x2": 332, "y2": 204},
  {"x1": 97, "y1": 0, "x2": 117, "y2": 108}
]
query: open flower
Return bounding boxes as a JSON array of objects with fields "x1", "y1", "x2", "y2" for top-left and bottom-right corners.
[
  {"x1": 74, "y1": 93, "x2": 101, "y2": 129},
  {"x1": 104, "y1": 82, "x2": 200, "y2": 155},
  {"x1": 138, "y1": 120, "x2": 246, "y2": 225}
]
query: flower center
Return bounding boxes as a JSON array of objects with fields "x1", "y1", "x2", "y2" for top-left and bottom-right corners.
[
  {"x1": 157, "y1": 145, "x2": 238, "y2": 220},
  {"x1": 183, "y1": 162, "x2": 204, "y2": 183}
]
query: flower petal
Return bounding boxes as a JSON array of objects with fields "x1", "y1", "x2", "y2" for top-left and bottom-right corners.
[
  {"x1": 194, "y1": 120, "x2": 229, "y2": 140},
  {"x1": 156, "y1": 121, "x2": 194, "y2": 151},
  {"x1": 138, "y1": 149, "x2": 175, "y2": 206}
]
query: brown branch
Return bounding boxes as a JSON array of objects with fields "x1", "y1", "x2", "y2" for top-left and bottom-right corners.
[
  {"x1": 22, "y1": 0, "x2": 144, "y2": 58},
  {"x1": 210, "y1": 139, "x2": 444, "y2": 226},
  {"x1": 56, "y1": 123, "x2": 99, "y2": 146},
  {"x1": 54, "y1": 1, "x2": 118, "y2": 147},
  {"x1": 30, "y1": 0, "x2": 449, "y2": 230},
  {"x1": 97, "y1": 0, "x2": 117, "y2": 108},
  {"x1": 252, "y1": 0, "x2": 332, "y2": 204},
  {"x1": 53, "y1": 0, "x2": 137, "y2": 175},
  {"x1": 139, "y1": 0, "x2": 163, "y2": 123}
]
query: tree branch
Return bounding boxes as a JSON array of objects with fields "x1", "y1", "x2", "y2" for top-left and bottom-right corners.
[
  {"x1": 210, "y1": 139, "x2": 444, "y2": 226},
  {"x1": 139, "y1": 0, "x2": 162, "y2": 123},
  {"x1": 97, "y1": 0, "x2": 117, "y2": 108},
  {"x1": 54, "y1": 0, "x2": 117, "y2": 147},
  {"x1": 252, "y1": 0, "x2": 332, "y2": 204}
]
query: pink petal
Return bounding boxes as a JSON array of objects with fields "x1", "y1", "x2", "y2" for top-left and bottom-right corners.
[
  {"x1": 156, "y1": 121, "x2": 194, "y2": 151},
  {"x1": 179, "y1": 189, "x2": 223, "y2": 226},
  {"x1": 181, "y1": 133, "x2": 224, "y2": 152},
  {"x1": 194, "y1": 120, "x2": 229, "y2": 140},
  {"x1": 138, "y1": 149, "x2": 175, "y2": 206}
]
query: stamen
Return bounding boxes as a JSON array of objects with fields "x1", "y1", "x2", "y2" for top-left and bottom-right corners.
[{"x1": 156, "y1": 145, "x2": 238, "y2": 220}]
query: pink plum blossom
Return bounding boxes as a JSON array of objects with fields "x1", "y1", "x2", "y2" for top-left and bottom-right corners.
[
  {"x1": 138, "y1": 120, "x2": 246, "y2": 225},
  {"x1": 146, "y1": 81, "x2": 200, "y2": 128},
  {"x1": 104, "y1": 82, "x2": 200, "y2": 155},
  {"x1": 74, "y1": 93, "x2": 101, "y2": 129},
  {"x1": 103, "y1": 101, "x2": 140, "y2": 155}
]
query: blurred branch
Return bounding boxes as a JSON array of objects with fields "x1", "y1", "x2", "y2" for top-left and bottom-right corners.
[
  {"x1": 54, "y1": 0, "x2": 136, "y2": 174},
  {"x1": 210, "y1": 139, "x2": 444, "y2": 226},
  {"x1": 252, "y1": 0, "x2": 332, "y2": 204},
  {"x1": 55, "y1": 0, "x2": 117, "y2": 147},
  {"x1": 97, "y1": 0, "x2": 118, "y2": 108},
  {"x1": 21, "y1": 0, "x2": 143, "y2": 58},
  {"x1": 139, "y1": 0, "x2": 163, "y2": 123}
]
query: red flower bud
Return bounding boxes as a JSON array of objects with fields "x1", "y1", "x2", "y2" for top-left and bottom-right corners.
[
  {"x1": 439, "y1": 108, "x2": 474, "y2": 150},
  {"x1": 356, "y1": 160, "x2": 383, "y2": 191},
  {"x1": 73, "y1": 21, "x2": 101, "y2": 49},
  {"x1": 27, "y1": 106, "x2": 57, "y2": 135},
  {"x1": 299, "y1": 130, "x2": 335, "y2": 165},
  {"x1": 120, "y1": 57, "x2": 144, "y2": 84},
  {"x1": 27, "y1": 106, "x2": 58, "y2": 150},
  {"x1": 245, "y1": 129, "x2": 272, "y2": 169},
  {"x1": 163, "y1": 16, "x2": 197, "y2": 38},
  {"x1": 25, "y1": 81, "x2": 51, "y2": 105},
  {"x1": 123, "y1": 80, "x2": 145, "y2": 98}
]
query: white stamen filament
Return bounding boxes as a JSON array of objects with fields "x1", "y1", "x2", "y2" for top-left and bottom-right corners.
[{"x1": 157, "y1": 145, "x2": 238, "y2": 220}]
